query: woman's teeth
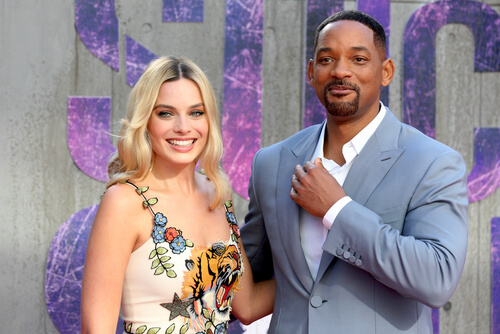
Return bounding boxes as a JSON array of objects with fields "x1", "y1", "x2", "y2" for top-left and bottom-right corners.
[{"x1": 168, "y1": 139, "x2": 195, "y2": 147}]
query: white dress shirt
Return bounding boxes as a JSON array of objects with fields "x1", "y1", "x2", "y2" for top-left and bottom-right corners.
[{"x1": 299, "y1": 103, "x2": 387, "y2": 279}]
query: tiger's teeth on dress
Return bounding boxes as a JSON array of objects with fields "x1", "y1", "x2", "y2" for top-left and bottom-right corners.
[{"x1": 167, "y1": 139, "x2": 195, "y2": 147}]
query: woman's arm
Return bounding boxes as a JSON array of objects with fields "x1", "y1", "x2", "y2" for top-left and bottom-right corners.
[
  {"x1": 81, "y1": 185, "x2": 139, "y2": 333},
  {"x1": 229, "y1": 204, "x2": 275, "y2": 325}
]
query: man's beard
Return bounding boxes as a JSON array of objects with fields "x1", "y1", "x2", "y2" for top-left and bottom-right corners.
[{"x1": 323, "y1": 80, "x2": 360, "y2": 117}]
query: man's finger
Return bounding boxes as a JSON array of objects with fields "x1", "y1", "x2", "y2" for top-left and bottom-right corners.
[{"x1": 294, "y1": 164, "x2": 307, "y2": 178}]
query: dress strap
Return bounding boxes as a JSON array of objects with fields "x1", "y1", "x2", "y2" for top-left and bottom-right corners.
[
  {"x1": 223, "y1": 200, "x2": 241, "y2": 242},
  {"x1": 223, "y1": 200, "x2": 233, "y2": 212},
  {"x1": 124, "y1": 180, "x2": 158, "y2": 216}
]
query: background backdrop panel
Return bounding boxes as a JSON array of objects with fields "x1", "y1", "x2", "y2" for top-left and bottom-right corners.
[{"x1": 0, "y1": 0, "x2": 499, "y2": 333}]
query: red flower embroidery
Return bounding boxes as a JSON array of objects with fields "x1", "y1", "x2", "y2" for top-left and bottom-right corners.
[
  {"x1": 231, "y1": 224, "x2": 240, "y2": 238},
  {"x1": 165, "y1": 227, "x2": 180, "y2": 242}
]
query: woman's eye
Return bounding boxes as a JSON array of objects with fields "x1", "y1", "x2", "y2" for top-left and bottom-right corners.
[
  {"x1": 158, "y1": 111, "x2": 173, "y2": 118},
  {"x1": 191, "y1": 110, "x2": 205, "y2": 117}
]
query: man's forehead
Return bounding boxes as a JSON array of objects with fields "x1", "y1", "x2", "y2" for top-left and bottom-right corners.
[{"x1": 317, "y1": 21, "x2": 375, "y2": 47}]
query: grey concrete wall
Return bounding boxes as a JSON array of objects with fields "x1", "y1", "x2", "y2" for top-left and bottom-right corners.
[{"x1": 1, "y1": 0, "x2": 499, "y2": 333}]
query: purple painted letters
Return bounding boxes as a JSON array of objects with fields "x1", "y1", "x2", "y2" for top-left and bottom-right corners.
[
  {"x1": 222, "y1": 0, "x2": 264, "y2": 199},
  {"x1": 402, "y1": 0, "x2": 500, "y2": 138},
  {"x1": 125, "y1": 36, "x2": 158, "y2": 87},
  {"x1": 67, "y1": 97, "x2": 116, "y2": 183},
  {"x1": 163, "y1": 0, "x2": 204, "y2": 22},
  {"x1": 75, "y1": 0, "x2": 119, "y2": 71}
]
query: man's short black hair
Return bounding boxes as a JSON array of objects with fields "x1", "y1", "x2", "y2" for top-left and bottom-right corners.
[{"x1": 313, "y1": 10, "x2": 387, "y2": 58}]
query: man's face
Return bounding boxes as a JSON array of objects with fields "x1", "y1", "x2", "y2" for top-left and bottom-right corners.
[{"x1": 308, "y1": 20, "x2": 392, "y2": 121}]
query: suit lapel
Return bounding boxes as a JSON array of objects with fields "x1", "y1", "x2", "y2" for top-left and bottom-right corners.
[
  {"x1": 315, "y1": 110, "x2": 405, "y2": 283},
  {"x1": 344, "y1": 111, "x2": 404, "y2": 204},
  {"x1": 276, "y1": 123, "x2": 323, "y2": 293}
]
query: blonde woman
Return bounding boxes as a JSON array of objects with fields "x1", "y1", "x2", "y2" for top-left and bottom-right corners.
[{"x1": 81, "y1": 56, "x2": 274, "y2": 334}]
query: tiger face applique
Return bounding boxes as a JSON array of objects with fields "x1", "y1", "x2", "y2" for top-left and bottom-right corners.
[{"x1": 181, "y1": 242, "x2": 243, "y2": 332}]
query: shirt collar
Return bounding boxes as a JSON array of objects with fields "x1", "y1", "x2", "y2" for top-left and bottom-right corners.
[{"x1": 312, "y1": 102, "x2": 387, "y2": 166}]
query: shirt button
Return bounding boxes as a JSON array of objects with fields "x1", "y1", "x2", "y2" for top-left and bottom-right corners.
[{"x1": 310, "y1": 295, "x2": 323, "y2": 308}]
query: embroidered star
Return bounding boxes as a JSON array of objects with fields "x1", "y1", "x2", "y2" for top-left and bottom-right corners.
[{"x1": 160, "y1": 293, "x2": 192, "y2": 320}]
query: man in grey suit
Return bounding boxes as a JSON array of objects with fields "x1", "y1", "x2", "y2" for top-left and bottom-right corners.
[{"x1": 240, "y1": 10, "x2": 468, "y2": 333}]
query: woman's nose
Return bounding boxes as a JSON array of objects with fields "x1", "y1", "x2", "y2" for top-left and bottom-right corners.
[{"x1": 174, "y1": 116, "x2": 191, "y2": 133}]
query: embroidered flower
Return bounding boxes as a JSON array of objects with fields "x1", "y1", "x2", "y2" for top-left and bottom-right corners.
[
  {"x1": 154, "y1": 212, "x2": 167, "y2": 226},
  {"x1": 226, "y1": 212, "x2": 237, "y2": 225},
  {"x1": 214, "y1": 322, "x2": 227, "y2": 334},
  {"x1": 152, "y1": 225, "x2": 166, "y2": 243},
  {"x1": 170, "y1": 235, "x2": 186, "y2": 254},
  {"x1": 165, "y1": 227, "x2": 180, "y2": 242}
]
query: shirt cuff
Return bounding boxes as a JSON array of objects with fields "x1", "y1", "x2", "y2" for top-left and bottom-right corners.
[{"x1": 322, "y1": 196, "x2": 352, "y2": 230}]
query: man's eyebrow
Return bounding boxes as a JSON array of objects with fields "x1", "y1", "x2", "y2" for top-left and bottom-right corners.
[
  {"x1": 351, "y1": 46, "x2": 371, "y2": 53},
  {"x1": 317, "y1": 46, "x2": 372, "y2": 54},
  {"x1": 317, "y1": 47, "x2": 333, "y2": 54}
]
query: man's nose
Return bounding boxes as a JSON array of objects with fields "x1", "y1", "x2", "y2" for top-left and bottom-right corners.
[{"x1": 330, "y1": 58, "x2": 353, "y2": 79}]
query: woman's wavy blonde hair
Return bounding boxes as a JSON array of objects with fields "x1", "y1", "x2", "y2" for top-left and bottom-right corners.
[{"x1": 107, "y1": 56, "x2": 230, "y2": 209}]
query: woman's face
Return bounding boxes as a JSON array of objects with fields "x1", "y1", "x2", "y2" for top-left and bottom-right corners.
[{"x1": 147, "y1": 78, "x2": 209, "y2": 169}]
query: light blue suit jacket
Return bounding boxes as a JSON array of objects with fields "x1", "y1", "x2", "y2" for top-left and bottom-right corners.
[{"x1": 241, "y1": 109, "x2": 468, "y2": 333}]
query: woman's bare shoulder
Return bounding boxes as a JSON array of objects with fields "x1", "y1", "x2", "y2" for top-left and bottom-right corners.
[{"x1": 97, "y1": 182, "x2": 144, "y2": 220}]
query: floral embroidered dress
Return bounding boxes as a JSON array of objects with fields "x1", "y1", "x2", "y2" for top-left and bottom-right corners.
[{"x1": 120, "y1": 181, "x2": 243, "y2": 334}]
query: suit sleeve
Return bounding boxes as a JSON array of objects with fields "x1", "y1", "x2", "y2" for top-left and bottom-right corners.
[
  {"x1": 323, "y1": 149, "x2": 468, "y2": 308},
  {"x1": 240, "y1": 150, "x2": 275, "y2": 282}
]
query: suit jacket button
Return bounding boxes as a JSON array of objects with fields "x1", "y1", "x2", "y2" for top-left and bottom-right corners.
[
  {"x1": 355, "y1": 258, "x2": 362, "y2": 266},
  {"x1": 336, "y1": 247, "x2": 344, "y2": 256},
  {"x1": 343, "y1": 250, "x2": 351, "y2": 259},
  {"x1": 310, "y1": 295, "x2": 323, "y2": 308}
]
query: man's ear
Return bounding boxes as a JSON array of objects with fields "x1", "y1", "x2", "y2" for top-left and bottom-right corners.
[
  {"x1": 381, "y1": 58, "x2": 395, "y2": 87},
  {"x1": 307, "y1": 59, "x2": 315, "y2": 87}
]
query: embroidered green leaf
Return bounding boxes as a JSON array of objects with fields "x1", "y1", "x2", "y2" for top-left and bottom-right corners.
[
  {"x1": 185, "y1": 240, "x2": 194, "y2": 248},
  {"x1": 136, "y1": 325, "x2": 147, "y2": 334},
  {"x1": 204, "y1": 321, "x2": 213, "y2": 331},
  {"x1": 163, "y1": 263, "x2": 174, "y2": 269},
  {"x1": 165, "y1": 323, "x2": 175, "y2": 334},
  {"x1": 180, "y1": 323, "x2": 189, "y2": 334},
  {"x1": 211, "y1": 308, "x2": 216, "y2": 322},
  {"x1": 135, "y1": 186, "x2": 149, "y2": 195},
  {"x1": 154, "y1": 266, "x2": 165, "y2": 275},
  {"x1": 151, "y1": 259, "x2": 160, "y2": 269},
  {"x1": 166, "y1": 269, "x2": 177, "y2": 278},
  {"x1": 126, "y1": 323, "x2": 133, "y2": 332},
  {"x1": 202, "y1": 308, "x2": 211, "y2": 319},
  {"x1": 160, "y1": 256, "x2": 171, "y2": 263},
  {"x1": 147, "y1": 327, "x2": 160, "y2": 334},
  {"x1": 232, "y1": 234, "x2": 237, "y2": 243},
  {"x1": 142, "y1": 197, "x2": 158, "y2": 208},
  {"x1": 157, "y1": 247, "x2": 168, "y2": 255},
  {"x1": 225, "y1": 200, "x2": 233, "y2": 208},
  {"x1": 149, "y1": 249, "x2": 157, "y2": 259}
]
